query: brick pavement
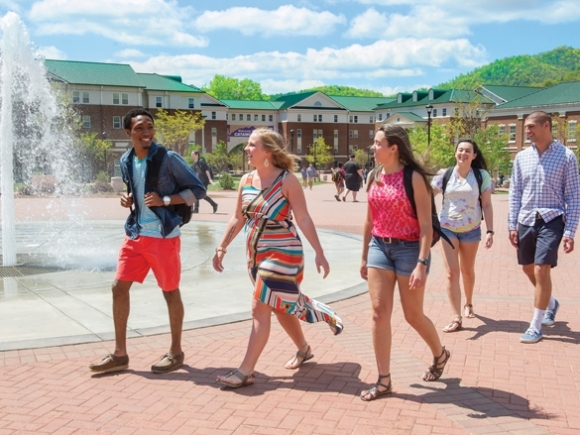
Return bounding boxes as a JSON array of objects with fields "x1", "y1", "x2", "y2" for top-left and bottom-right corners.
[{"x1": 1, "y1": 181, "x2": 580, "y2": 434}]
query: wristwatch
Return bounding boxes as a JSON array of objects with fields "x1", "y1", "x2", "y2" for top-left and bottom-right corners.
[
  {"x1": 487, "y1": 230, "x2": 495, "y2": 235},
  {"x1": 417, "y1": 258, "x2": 428, "y2": 266},
  {"x1": 163, "y1": 195, "x2": 171, "y2": 206}
]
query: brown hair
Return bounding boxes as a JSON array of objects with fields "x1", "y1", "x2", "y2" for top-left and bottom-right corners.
[
  {"x1": 527, "y1": 111, "x2": 552, "y2": 129},
  {"x1": 252, "y1": 128, "x2": 299, "y2": 171},
  {"x1": 367, "y1": 125, "x2": 433, "y2": 192}
]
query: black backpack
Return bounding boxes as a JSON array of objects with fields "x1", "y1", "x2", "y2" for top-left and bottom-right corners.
[
  {"x1": 402, "y1": 166, "x2": 454, "y2": 249},
  {"x1": 441, "y1": 167, "x2": 484, "y2": 219},
  {"x1": 128, "y1": 146, "x2": 192, "y2": 227}
]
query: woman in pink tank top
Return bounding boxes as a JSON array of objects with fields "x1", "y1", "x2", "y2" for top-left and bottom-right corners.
[{"x1": 359, "y1": 125, "x2": 450, "y2": 401}]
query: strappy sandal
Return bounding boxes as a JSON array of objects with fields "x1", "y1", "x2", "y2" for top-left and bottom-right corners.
[
  {"x1": 442, "y1": 315, "x2": 462, "y2": 333},
  {"x1": 360, "y1": 374, "x2": 392, "y2": 401},
  {"x1": 423, "y1": 346, "x2": 450, "y2": 382},
  {"x1": 464, "y1": 304, "x2": 475, "y2": 318},
  {"x1": 284, "y1": 344, "x2": 314, "y2": 370},
  {"x1": 217, "y1": 369, "x2": 255, "y2": 389}
]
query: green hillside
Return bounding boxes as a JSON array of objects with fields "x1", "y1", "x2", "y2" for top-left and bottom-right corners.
[
  {"x1": 268, "y1": 85, "x2": 384, "y2": 100},
  {"x1": 439, "y1": 46, "x2": 580, "y2": 89}
]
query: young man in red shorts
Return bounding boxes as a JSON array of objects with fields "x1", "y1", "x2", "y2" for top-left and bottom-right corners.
[{"x1": 89, "y1": 109, "x2": 206, "y2": 374}]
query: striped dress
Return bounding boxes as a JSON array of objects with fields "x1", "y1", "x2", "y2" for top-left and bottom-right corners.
[{"x1": 242, "y1": 170, "x2": 343, "y2": 334}]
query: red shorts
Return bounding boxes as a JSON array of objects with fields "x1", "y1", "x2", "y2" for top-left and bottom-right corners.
[{"x1": 115, "y1": 236, "x2": 181, "y2": 291}]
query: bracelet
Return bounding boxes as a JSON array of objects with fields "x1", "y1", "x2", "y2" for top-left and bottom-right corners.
[
  {"x1": 487, "y1": 230, "x2": 495, "y2": 235},
  {"x1": 215, "y1": 247, "x2": 227, "y2": 254},
  {"x1": 417, "y1": 258, "x2": 428, "y2": 266}
]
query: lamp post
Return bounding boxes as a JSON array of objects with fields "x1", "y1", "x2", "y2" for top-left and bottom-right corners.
[
  {"x1": 290, "y1": 129, "x2": 294, "y2": 153},
  {"x1": 102, "y1": 131, "x2": 108, "y2": 176},
  {"x1": 425, "y1": 104, "x2": 433, "y2": 149}
]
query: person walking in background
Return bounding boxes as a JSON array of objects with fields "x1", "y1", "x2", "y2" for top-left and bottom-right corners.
[
  {"x1": 431, "y1": 139, "x2": 494, "y2": 333},
  {"x1": 191, "y1": 151, "x2": 218, "y2": 214},
  {"x1": 359, "y1": 125, "x2": 450, "y2": 401},
  {"x1": 212, "y1": 128, "x2": 343, "y2": 389},
  {"x1": 89, "y1": 109, "x2": 206, "y2": 375},
  {"x1": 343, "y1": 154, "x2": 364, "y2": 202},
  {"x1": 508, "y1": 111, "x2": 580, "y2": 344},
  {"x1": 306, "y1": 163, "x2": 316, "y2": 190},
  {"x1": 332, "y1": 162, "x2": 345, "y2": 201},
  {"x1": 300, "y1": 165, "x2": 308, "y2": 188}
]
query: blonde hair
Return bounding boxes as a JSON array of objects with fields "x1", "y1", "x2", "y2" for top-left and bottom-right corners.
[{"x1": 252, "y1": 128, "x2": 299, "y2": 171}]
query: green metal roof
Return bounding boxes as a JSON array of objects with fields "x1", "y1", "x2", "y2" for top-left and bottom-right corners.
[
  {"x1": 376, "y1": 89, "x2": 494, "y2": 110},
  {"x1": 329, "y1": 96, "x2": 395, "y2": 111},
  {"x1": 493, "y1": 81, "x2": 580, "y2": 109},
  {"x1": 136, "y1": 73, "x2": 202, "y2": 93},
  {"x1": 390, "y1": 112, "x2": 426, "y2": 122},
  {"x1": 273, "y1": 91, "x2": 319, "y2": 109},
  {"x1": 480, "y1": 85, "x2": 542, "y2": 102},
  {"x1": 45, "y1": 59, "x2": 140, "y2": 87},
  {"x1": 220, "y1": 100, "x2": 279, "y2": 110}
]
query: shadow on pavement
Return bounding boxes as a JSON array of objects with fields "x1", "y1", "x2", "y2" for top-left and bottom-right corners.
[{"x1": 465, "y1": 314, "x2": 579, "y2": 344}]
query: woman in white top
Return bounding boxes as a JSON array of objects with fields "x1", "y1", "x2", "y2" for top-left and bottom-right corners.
[{"x1": 431, "y1": 139, "x2": 494, "y2": 333}]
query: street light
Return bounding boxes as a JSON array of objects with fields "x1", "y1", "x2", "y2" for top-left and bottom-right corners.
[
  {"x1": 290, "y1": 129, "x2": 295, "y2": 153},
  {"x1": 425, "y1": 104, "x2": 434, "y2": 148}
]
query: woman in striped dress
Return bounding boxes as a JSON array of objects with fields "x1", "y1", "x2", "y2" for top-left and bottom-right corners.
[{"x1": 213, "y1": 128, "x2": 343, "y2": 388}]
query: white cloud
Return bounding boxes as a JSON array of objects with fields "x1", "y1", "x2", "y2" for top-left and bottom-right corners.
[
  {"x1": 115, "y1": 49, "x2": 146, "y2": 58},
  {"x1": 28, "y1": 0, "x2": 207, "y2": 47},
  {"x1": 194, "y1": 5, "x2": 346, "y2": 36},
  {"x1": 352, "y1": 0, "x2": 580, "y2": 25},
  {"x1": 127, "y1": 37, "x2": 485, "y2": 91},
  {"x1": 34, "y1": 45, "x2": 66, "y2": 59}
]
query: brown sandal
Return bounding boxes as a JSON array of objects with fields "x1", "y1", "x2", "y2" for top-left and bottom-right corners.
[
  {"x1": 464, "y1": 304, "x2": 475, "y2": 318},
  {"x1": 423, "y1": 347, "x2": 450, "y2": 381},
  {"x1": 361, "y1": 374, "x2": 392, "y2": 401},
  {"x1": 442, "y1": 315, "x2": 462, "y2": 333},
  {"x1": 284, "y1": 344, "x2": 314, "y2": 370},
  {"x1": 217, "y1": 370, "x2": 255, "y2": 389}
]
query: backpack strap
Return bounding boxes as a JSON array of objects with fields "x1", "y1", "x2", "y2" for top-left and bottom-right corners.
[{"x1": 441, "y1": 167, "x2": 454, "y2": 196}]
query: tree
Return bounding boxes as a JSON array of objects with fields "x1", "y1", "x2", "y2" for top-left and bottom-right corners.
[
  {"x1": 202, "y1": 75, "x2": 267, "y2": 100},
  {"x1": 447, "y1": 92, "x2": 490, "y2": 140},
  {"x1": 353, "y1": 148, "x2": 369, "y2": 168},
  {"x1": 305, "y1": 137, "x2": 333, "y2": 169},
  {"x1": 74, "y1": 133, "x2": 113, "y2": 182},
  {"x1": 154, "y1": 109, "x2": 205, "y2": 156},
  {"x1": 473, "y1": 125, "x2": 512, "y2": 178},
  {"x1": 204, "y1": 141, "x2": 230, "y2": 173},
  {"x1": 409, "y1": 123, "x2": 454, "y2": 172}
]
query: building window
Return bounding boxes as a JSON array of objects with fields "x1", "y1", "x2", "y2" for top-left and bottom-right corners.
[
  {"x1": 369, "y1": 116, "x2": 374, "y2": 123},
  {"x1": 297, "y1": 129, "x2": 302, "y2": 153},
  {"x1": 211, "y1": 127, "x2": 217, "y2": 150},
  {"x1": 433, "y1": 109, "x2": 438, "y2": 118},
  {"x1": 334, "y1": 115, "x2": 338, "y2": 123},
  {"x1": 156, "y1": 96, "x2": 162, "y2": 108},
  {"x1": 212, "y1": 111, "x2": 216, "y2": 120},
  {"x1": 211, "y1": 127, "x2": 217, "y2": 137},
  {"x1": 113, "y1": 93, "x2": 120, "y2": 105},
  {"x1": 297, "y1": 114, "x2": 302, "y2": 122},
  {"x1": 378, "y1": 113, "x2": 383, "y2": 121},
  {"x1": 254, "y1": 114, "x2": 258, "y2": 121},
  {"x1": 72, "y1": 91, "x2": 80, "y2": 103},
  {"x1": 246, "y1": 114, "x2": 251, "y2": 121},
  {"x1": 334, "y1": 129, "x2": 339, "y2": 152},
  {"x1": 349, "y1": 130, "x2": 353, "y2": 138},
  {"x1": 498, "y1": 124, "x2": 505, "y2": 135},
  {"x1": 231, "y1": 114, "x2": 236, "y2": 121},
  {"x1": 113, "y1": 116, "x2": 121, "y2": 129},
  {"x1": 349, "y1": 145, "x2": 358, "y2": 153},
  {"x1": 82, "y1": 92, "x2": 89, "y2": 104},
  {"x1": 442, "y1": 108, "x2": 447, "y2": 117},
  {"x1": 509, "y1": 124, "x2": 516, "y2": 143},
  {"x1": 318, "y1": 114, "x2": 322, "y2": 122},
  {"x1": 269, "y1": 114, "x2": 273, "y2": 122},
  {"x1": 387, "y1": 113, "x2": 391, "y2": 119},
  {"x1": 112, "y1": 92, "x2": 128, "y2": 105},
  {"x1": 568, "y1": 120, "x2": 577, "y2": 142},
  {"x1": 82, "y1": 115, "x2": 91, "y2": 129},
  {"x1": 297, "y1": 129, "x2": 302, "y2": 137},
  {"x1": 188, "y1": 98, "x2": 194, "y2": 109},
  {"x1": 313, "y1": 129, "x2": 323, "y2": 140},
  {"x1": 369, "y1": 130, "x2": 374, "y2": 138},
  {"x1": 262, "y1": 114, "x2": 266, "y2": 122},
  {"x1": 354, "y1": 115, "x2": 358, "y2": 123}
]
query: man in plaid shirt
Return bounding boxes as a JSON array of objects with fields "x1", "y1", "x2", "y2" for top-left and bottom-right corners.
[{"x1": 508, "y1": 111, "x2": 580, "y2": 344}]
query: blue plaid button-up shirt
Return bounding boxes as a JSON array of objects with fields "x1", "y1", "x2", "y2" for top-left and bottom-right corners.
[{"x1": 508, "y1": 140, "x2": 580, "y2": 238}]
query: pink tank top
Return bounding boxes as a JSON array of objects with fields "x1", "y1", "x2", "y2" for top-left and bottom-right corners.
[{"x1": 367, "y1": 168, "x2": 421, "y2": 241}]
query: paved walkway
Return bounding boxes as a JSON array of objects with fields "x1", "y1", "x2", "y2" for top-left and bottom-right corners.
[{"x1": 1, "y1": 182, "x2": 580, "y2": 434}]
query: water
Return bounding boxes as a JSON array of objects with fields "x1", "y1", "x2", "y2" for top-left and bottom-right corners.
[{"x1": 0, "y1": 12, "x2": 94, "y2": 268}]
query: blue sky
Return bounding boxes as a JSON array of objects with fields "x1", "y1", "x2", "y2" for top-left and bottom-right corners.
[{"x1": 1, "y1": 0, "x2": 579, "y2": 96}]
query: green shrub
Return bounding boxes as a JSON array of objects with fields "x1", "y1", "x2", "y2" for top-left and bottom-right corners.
[
  {"x1": 219, "y1": 171, "x2": 235, "y2": 190},
  {"x1": 14, "y1": 183, "x2": 33, "y2": 196},
  {"x1": 95, "y1": 171, "x2": 109, "y2": 184}
]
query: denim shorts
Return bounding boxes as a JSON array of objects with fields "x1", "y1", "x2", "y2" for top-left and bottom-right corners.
[
  {"x1": 366, "y1": 236, "x2": 430, "y2": 276},
  {"x1": 517, "y1": 215, "x2": 564, "y2": 267},
  {"x1": 441, "y1": 226, "x2": 481, "y2": 244}
]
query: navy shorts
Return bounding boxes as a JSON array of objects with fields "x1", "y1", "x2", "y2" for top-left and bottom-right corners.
[
  {"x1": 367, "y1": 236, "x2": 430, "y2": 276},
  {"x1": 517, "y1": 215, "x2": 564, "y2": 267}
]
